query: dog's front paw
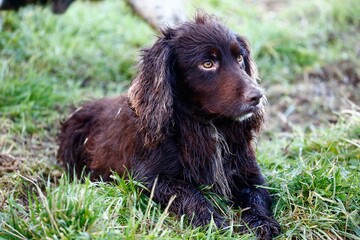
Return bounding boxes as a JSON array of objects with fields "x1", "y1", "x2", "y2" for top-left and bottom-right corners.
[
  {"x1": 240, "y1": 211, "x2": 280, "y2": 240},
  {"x1": 213, "y1": 215, "x2": 229, "y2": 229},
  {"x1": 192, "y1": 211, "x2": 228, "y2": 229}
]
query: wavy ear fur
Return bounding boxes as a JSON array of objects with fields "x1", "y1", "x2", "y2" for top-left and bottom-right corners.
[
  {"x1": 245, "y1": 49, "x2": 259, "y2": 81},
  {"x1": 128, "y1": 28, "x2": 175, "y2": 147},
  {"x1": 236, "y1": 35, "x2": 259, "y2": 80}
]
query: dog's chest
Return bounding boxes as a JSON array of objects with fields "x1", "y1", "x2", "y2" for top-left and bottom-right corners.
[{"x1": 179, "y1": 125, "x2": 233, "y2": 196}]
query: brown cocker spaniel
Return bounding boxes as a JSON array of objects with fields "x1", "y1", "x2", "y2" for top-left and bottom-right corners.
[{"x1": 57, "y1": 13, "x2": 280, "y2": 239}]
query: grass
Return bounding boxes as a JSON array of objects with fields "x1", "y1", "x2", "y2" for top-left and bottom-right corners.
[
  {"x1": 0, "y1": 0, "x2": 359, "y2": 239},
  {"x1": 1, "y1": 113, "x2": 359, "y2": 239},
  {"x1": 260, "y1": 111, "x2": 360, "y2": 239}
]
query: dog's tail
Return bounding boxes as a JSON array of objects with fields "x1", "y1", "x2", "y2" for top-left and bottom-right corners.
[{"x1": 57, "y1": 106, "x2": 95, "y2": 178}]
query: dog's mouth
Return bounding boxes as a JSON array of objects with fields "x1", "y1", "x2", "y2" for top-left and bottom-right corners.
[
  {"x1": 235, "y1": 104, "x2": 261, "y2": 122},
  {"x1": 236, "y1": 112, "x2": 254, "y2": 121},
  {"x1": 202, "y1": 99, "x2": 264, "y2": 121}
]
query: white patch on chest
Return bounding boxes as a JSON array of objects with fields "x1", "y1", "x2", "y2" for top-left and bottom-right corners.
[{"x1": 210, "y1": 124, "x2": 231, "y2": 197}]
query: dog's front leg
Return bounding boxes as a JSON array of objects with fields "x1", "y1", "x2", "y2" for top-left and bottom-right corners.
[
  {"x1": 146, "y1": 175, "x2": 226, "y2": 228},
  {"x1": 232, "y1": 182, "x2": 281, "y2": 239}
]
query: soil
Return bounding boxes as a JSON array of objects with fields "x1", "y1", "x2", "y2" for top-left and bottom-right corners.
[{"x1": 264, "y1": 60, "x2": 360, "y2": 134}]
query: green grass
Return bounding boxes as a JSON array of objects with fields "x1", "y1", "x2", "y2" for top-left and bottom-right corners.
[
  {"x1": 1, "y1": 113, "x2": 359, "y2": 239},
  {"x1": 0, "y1": 0, "x2": 359, "y2": 239},
  {"x1": 0, "y1": 0, "x2": 153, "y2": 134},
  {"x1": 193, "y1": 0, "x2": 360, "y2": 84},
  {"x1": 260, "y1": 112, "x2": 360, "y2": 239}
]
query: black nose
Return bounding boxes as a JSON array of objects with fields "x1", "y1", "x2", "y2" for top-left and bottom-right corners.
[{"x1": 245, "y1": 89, "x2": 263, "y2": 106}]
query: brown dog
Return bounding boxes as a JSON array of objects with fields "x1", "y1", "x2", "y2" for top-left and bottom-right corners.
[{"x1": 57, "y1": 13, "x2": 280, "y2": 239}]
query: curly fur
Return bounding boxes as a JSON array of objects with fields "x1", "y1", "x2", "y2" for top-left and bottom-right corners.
[{"x1": 57, "y1": 13, "x2": 280, "y2": 239}]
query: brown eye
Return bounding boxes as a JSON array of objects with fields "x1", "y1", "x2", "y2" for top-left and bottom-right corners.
[
  {"x1": 237, "y1": 55, "x2": 244, "y2": 63},
  {"x1": 202, "y1": 61, "x2": 214, "y2": 68}
]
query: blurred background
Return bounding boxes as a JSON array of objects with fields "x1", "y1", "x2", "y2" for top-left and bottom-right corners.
[{"x1": 0, "y1": 0, "x2": 358, "y2": 136}]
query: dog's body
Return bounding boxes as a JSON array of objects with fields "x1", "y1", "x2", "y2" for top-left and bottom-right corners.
[{"x1": 57, "y1": 13, "x2": 280, "y2": 239}]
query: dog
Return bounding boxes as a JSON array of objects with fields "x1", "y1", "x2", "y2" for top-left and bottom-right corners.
[
  {"x1": 0, "y1": 0, "x2": 74, "y2": 14},
  {"x1": 57, "y1": 13, "x2": 281, "y2": 239}
]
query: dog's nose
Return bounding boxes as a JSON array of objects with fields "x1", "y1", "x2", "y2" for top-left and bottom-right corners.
[{"x1": 245, "y1": 89, "x2": 263, "y2": 106}]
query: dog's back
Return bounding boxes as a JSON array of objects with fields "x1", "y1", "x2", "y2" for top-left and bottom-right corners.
[
  {"x1": 57, "y1": 96, "x2": 136, "y2": 180},
  {"x1": 57, "y1": 101, "x2": 99, "y2": 177}
]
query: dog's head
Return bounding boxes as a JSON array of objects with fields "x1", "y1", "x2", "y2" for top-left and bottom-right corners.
[
  {"x1": 129, "y1": 12, "x2": 264, "y2": 146},
  {"x1": 173, "y1": 14, "x2": 264, "y2": 121}
]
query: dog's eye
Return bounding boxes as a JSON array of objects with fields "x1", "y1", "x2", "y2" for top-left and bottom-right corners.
[
  {"x1": 202, "y1": 61, "x2": 214, "y2": 69},
  {"x1": 237, "y1": 55, "x2": 244, "y2": 63}
]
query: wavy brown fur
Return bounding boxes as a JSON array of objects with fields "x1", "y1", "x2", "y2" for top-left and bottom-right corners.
[{"x1": 57, "y1": 13, "x2": 280, "y2": 239}]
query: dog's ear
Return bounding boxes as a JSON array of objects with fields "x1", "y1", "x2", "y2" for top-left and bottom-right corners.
[
  {"x1": 128, "y1": 28, "x2": 175, "y2": 147},
  {"x1": 245, "y1": 51, "x2": 259, "y2": 81},
  {"x1": 236, "y1": 35, "x2": 259, "y2": 80}
]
